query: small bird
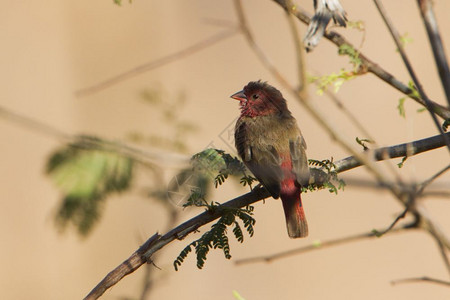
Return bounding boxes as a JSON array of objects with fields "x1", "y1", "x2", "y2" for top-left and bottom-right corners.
[
  {"x1": 304, "y1": 0, "x2": 348, "y2": 52},
  {"x1": 231, "y1": 81, "x2": 310, "y2": 238}
]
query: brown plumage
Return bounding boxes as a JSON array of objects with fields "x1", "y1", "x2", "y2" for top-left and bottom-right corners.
[{"x1": 231, "y1": 81, "x2": 310, "y2": 238}]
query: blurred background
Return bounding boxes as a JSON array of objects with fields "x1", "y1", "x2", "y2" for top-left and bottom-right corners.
[{"x1": 1, "y1": 1, "x2": 449, "y2": 299}]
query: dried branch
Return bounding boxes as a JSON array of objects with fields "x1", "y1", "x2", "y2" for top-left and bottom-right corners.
[
  {"x1": 85, "y1": 234, "x2": 161, "y2": 300},
  {"x1": 235, "y1": 224, "x2": 415, "y2": 265},
  {"x1": 233, "y1": 0, "x2": 290, "y2": 88},
  {"x1": 391, "y1": 276, "x2": 450, "y2": 287},
  {"x1": 334, "y1": 132, "x2": 450, "y2": 173},
  {"x1": 75, "y1": 28, "x2": 238, "y2": 97},
  {"x1": 373, "y1": 0, "x2": 450, "y2": 153},
  {"x1": 0, "y1": 105, "x2": 188, "y2": 168},
  {"x1": 417, "y1": 164, "x2": 450, "y2": 195},
  {"x1": 417, "y1": 0, "x2": 450, "y2": 105}
]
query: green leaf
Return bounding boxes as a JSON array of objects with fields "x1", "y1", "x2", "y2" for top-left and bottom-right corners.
[
  {"x1": 312, "y1": 240, "x2": 322, "y2": 247},
  {"x1": 309, "y1": 69, "x2": 356, "y2": 95},
  {"x1": 233, "y1": 290, "x2": 247, "y2": 300},
  {"x1": 355, "y1": 137, "x2": 373, "y2": 150},
  {"x1": 113, "y1": 0, "x2": 132, "y2": 5},
  {"x1": 397, "y1": 97, "x2": 406, "y2": 118},
  {"x1": 338, "y1": 44, "x2": 362, "y2": 69},
  {"x1": 407, "y1": 81, "x2": 420, "y2": 99},
  {"x1": 416, "y1": 108, "x2": 427, "y2": 113},
  {"x1": 306, "y1": 158, "x2": 345, "y2": 194},
  {"x1": 397, "y1": 156, "x2": 407, "y2": 168},
  {"x1": 399, "y1": 32, "x2": 413, "y2": 49},
  {"x1": 46, "y1": 137, "x2": 133, "y2": 235}
]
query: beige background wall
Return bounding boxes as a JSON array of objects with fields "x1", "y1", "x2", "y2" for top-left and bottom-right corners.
[{"x1": 1, "y1": 1, "x2": 449, "y2": 299}]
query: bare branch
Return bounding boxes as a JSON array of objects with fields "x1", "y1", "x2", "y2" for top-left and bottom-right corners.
[
  {"x1": 373, "y1": 0, "x2": 450, "y2": 154},
  {"x1": 391, "y1": 276, "x2": 450, "y2": 287},
  {"x1": 426, "y1": 218, "x2": 450, "y2": 276},
  {"x1": 334, "y1": 132, "x2": 450, "y2": 174},
  {"x1": 84, "y1": 233, "x2": 161, "y2": 300},
  {"x1": 233, "y1": 0, "x2": 291, "y2": 88},
  {"x1": 375, "y1": 202, "x2": 412, "y2": 237},
  {"x1": 417, "y1": 164, "x2": 450, "y2": 195},
  {"x1": 0, "y1": 105, "x2": 189, "y2": 168},
  {"x1": 75, "y1": 28, "x2": 238, "y2": 97},
  {"x1": 284, "y1": 0, "x2": 307, "y2": 93},
  {"x1": 235, "y1": 225, "x2": 414, "y2": 265},
  {"x1": 417, "y1": 0, "x2": 450, "y2": 105}
]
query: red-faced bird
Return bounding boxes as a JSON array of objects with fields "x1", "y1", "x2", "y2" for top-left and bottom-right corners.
[{"x1": 231, "y1": 81, "x2": 310, "y2": 238}]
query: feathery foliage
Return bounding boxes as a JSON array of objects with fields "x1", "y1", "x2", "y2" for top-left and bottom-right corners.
[
  {"x1": 306, "y1": 159, "x2": 345, "y2": 194},
  {"x1": 46, "y1": 136, "x2": 133, "y2": 235},
  {"x1": 173, "y1": 205, "x2": 255, "y2": 270},
  {"x1": 173, "y1": 149, "x2": 257, "y2": 270}
]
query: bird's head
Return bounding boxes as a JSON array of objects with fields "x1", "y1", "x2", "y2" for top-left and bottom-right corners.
[{"x1": 230, "y1": 81, "x2": 289, "y2": 117}]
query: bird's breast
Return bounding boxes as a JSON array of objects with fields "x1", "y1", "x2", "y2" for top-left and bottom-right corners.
[{"x1": 236, "y1": 115, "x2": 298, "y2": 153}]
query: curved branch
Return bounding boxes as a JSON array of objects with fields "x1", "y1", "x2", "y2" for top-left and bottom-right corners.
[
  {"x1": 235, "y1": 224, "x2": 414, "y2": 265},
  {"x1": 84, "y1": 132, "x2": 449, "y2": 299},
  {"x1": 391, "y1": 276, "x2": 450, "y2": 287}
]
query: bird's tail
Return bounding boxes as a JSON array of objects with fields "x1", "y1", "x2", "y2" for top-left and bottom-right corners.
[
  {"x1": 304, "y1": 0, "x2": 348, "y2": 52},
  {"x1": 281, "y1": 191, "x2": 308, "y2": 238}
]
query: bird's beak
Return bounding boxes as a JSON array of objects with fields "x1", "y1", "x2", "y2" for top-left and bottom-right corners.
[{"x1": 230, "y1": 90, "x2": 246, "y2": 101}]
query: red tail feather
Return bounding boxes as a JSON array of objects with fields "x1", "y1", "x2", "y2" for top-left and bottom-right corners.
[{"x1": 281, "y1": 191, "x2": 308, "y2": 238}]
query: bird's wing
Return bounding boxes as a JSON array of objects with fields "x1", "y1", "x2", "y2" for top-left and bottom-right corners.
[
  {"x1": 290, "y1": 135, "x2": 310, "y2": 187},
  {"x1": 235, "y1": 120, "x2": 283, "y2": 198}
]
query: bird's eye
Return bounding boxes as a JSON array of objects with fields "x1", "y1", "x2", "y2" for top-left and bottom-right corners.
[{"x1": 252, "y1": 94, "x2": 259, "y2": 100}]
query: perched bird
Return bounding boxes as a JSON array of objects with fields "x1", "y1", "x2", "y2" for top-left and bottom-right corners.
[
  {"x1": 304, "y1": 0, "x2": 348, "y2": 52},
  {"x1": 231, "y1": 81, "x2": 310, "y2": 238}
]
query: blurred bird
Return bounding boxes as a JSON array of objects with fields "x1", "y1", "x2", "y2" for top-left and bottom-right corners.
[
  {"x1": 304, "y1": 0, "x2": 348, "y2": 52},
  {"x1": 231, "y1": 81, "x2": 310, "y2": 238}
]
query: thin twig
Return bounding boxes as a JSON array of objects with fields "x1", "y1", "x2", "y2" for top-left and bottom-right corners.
[
  {"x1": 417, "y1": 164, "x2": 450, "y2": 195},
  {"x1": 139, "y1": 208, "x2": 179, "y2": 300},
  {"x1": 373, "y1": 0, "x2": 450, "y2": 154},
  {"x1": 0, "y1": 105, "x2": 189, "y2": 167},
  {"x1": 75, "y1": 28, "x2": 238, "y2": 97},
  {"x1": 233, "y1": 0, "x2": 290, "y2": 88},
  {"x1": 375, "y1": 195, "x2": 414, "y2": 237},
  {"x1": 427, "y1": 220, "x2": 450, "y2": 276},
  {"x1": 285, "y1": 0, "x2": 307, "y2": 93},
  {"x1": 312, "y1": 72, "x2": 376, "y2": 142},
  {"x1": 417, "y1": 0, "x2": 450, "y2": 105},
  {"x1": 391, "y1": 276, "x2": 450, "y2": 287},
  {"x1": 235, "y1": 225, "x2": 414, "y2": 265},
  {"x1": 334, "y1": 132, "x2": 450, "y2": 173}
]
